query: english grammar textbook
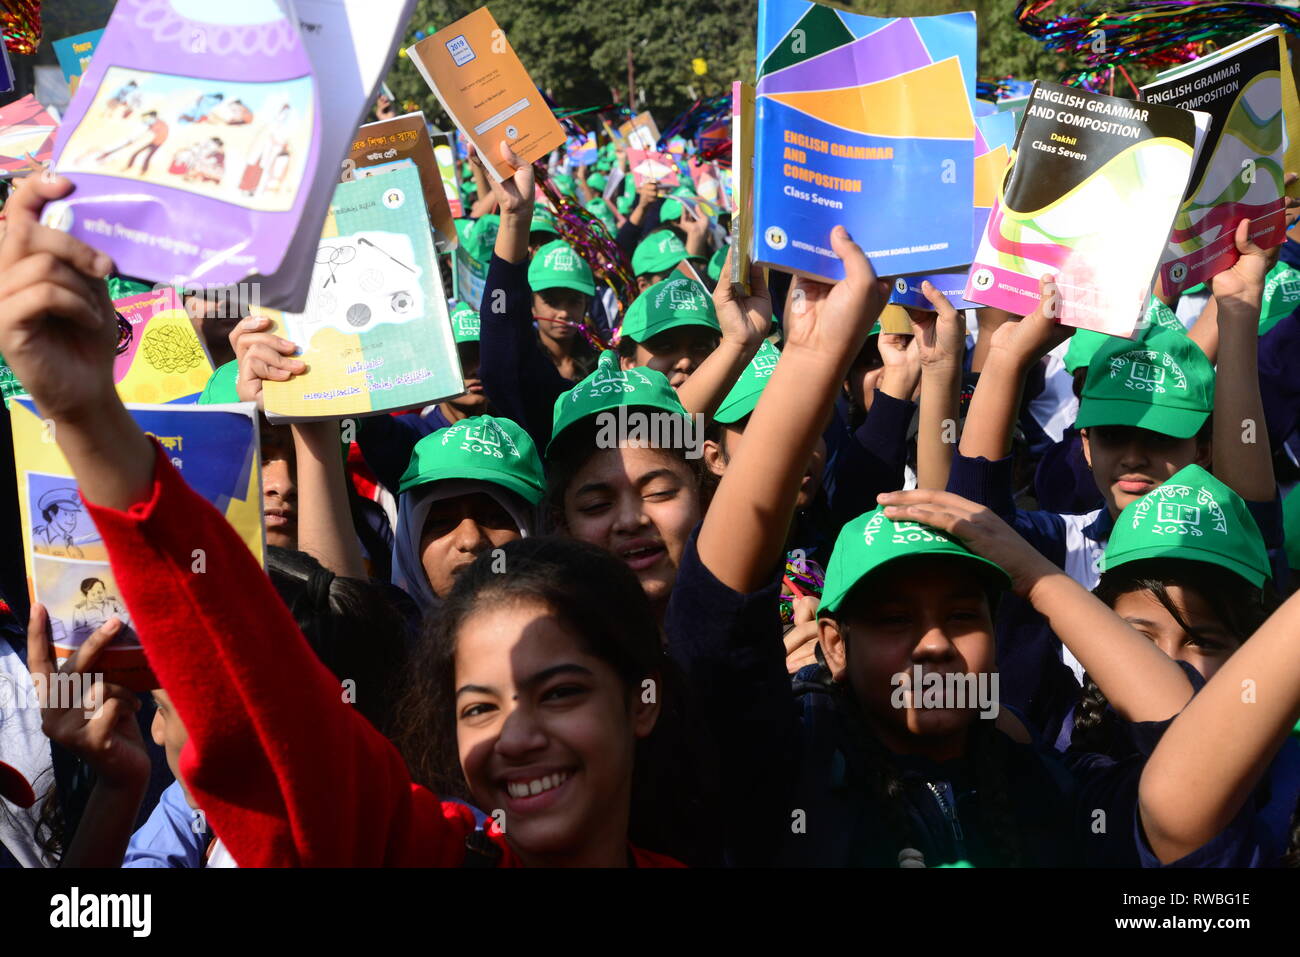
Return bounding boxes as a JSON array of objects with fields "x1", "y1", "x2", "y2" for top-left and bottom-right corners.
[
  {"x1": 1142, "y1": 28, "x2": 1289, "y2": 297},
  {"x1": 751, "y1": 1, "x2": 977, "y2": 282},
  {"x1": 965, "y1": 81, "x2": 1207, "y2": 337}
]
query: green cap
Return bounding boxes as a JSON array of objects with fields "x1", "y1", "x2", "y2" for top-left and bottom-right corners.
[
  {"x1": 585, "y1": 197, "x2": 617, "y2": 231},
  {"x1": 707, "y1": 244, "x2": 728, "y2": 283},
  {"x1": 551, "y1": 173, "x2": 577, "y2": 197},
  {"x1": 632, "y1": 230, "x2": 689, "y2": 276},
  {"x1": 549, "y1": 350, "x2": 687, "y2": 455},
  {"x1": 399, "y1": 415, "x2": 545, "y2": 505},
  {"x1": 199, "y1": 360, "x2": 240, "y2": 405},
  {"x1": 620, "y1": 276, "x2": 720, "y2": 344},
  {"x1": 819, "y1": 507, "x2": 1011, "y2": 616},
  {"x1": 530, "y1": 206, "x2": 560, "y2": 238},
  {"x1": 468, "y1": 214, "x2": 500, "y2": 261},
  {"x1": 527, "y1": 240, "x2": 596, "y2": 297},
  {"x1": 1063, "y1": 297, "x2": 1185, "y2": 374},
  {"x1": 671, "y1": 184, "x2": 697, "y2": 198},
  {"x1": 715, "y1": 341, "x2": 780, "y2": 424},
  {"x1": 1261, "y1": 260, "x2": 1300, "y2": 336},
  {"x1": 1102, "y1": 464, "x2": 1270, "y2": 587},
  {"x1": 107, "y1": 275, "x2": 154, "y2": 301},
  {"x1": 449, "y1": 300, "x2": 479, "y2": 344},
  {"x1": 1074, "y1": 326, "x2": 1214, "y2": 440},
  {"x1": 617, "y1": 195, "x2": 635, "y2": 215},
  {"x1": 660, "y1": 198, "x2": 683, "y2": 222},
  {"x1": 587, "y1": 172, "x2": 607, "y2": 192}
]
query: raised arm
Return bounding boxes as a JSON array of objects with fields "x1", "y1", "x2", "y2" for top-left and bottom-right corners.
[
  {"x1": 910, "y1": 284, "x2": 966, "y2": 490},
  {"x1": 877, "y1": 489, "x2": 1194, "y2": 726},
  {"x1": 1139, "y1": 586, "x2": 1300, "y2": 864},
  {"x1": 228, "y1": 315, "x2": 367, "y2": 578},
  {"x1": 1210, "y1": 218, "x2": 1279, "y2": 503},
  {"x1": 697, "y1": 226, "x2": 885, "y2": 593},
  {"x1": 675, "y1": 245, "x2": 770, "y2": 419},
  {"x1": 958, "y1": 277, "x2": 1069, "y2": 463}
]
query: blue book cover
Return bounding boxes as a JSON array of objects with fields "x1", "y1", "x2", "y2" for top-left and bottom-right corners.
[
  {"x1": 752, "y1": 0, "x2": 976, "y2": 281},
  {"x1": 52, "y1": 29, "x2": 105, "y2": 89}
]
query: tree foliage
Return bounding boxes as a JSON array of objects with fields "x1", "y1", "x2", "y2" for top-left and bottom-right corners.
[{"x1": 385, "y1": 0, "x2": 1079, "y2": 130}]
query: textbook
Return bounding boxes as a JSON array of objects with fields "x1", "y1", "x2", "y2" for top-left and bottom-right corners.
[
  {"x1": 730, "y1": 80, "x2": 756, "y2": 295},
  {"x1": 43, "y1": 0, "x2": 414, "y2": 312},
  {"x1": 627, "y1": 148, "x2": 681, "y2": 187},
  {"x1": 1142, "y1": 28, "x2": 1289, "y2": 297},
  {"x1": 52, "y1": 29, "x2": 104, "y2": 95},
  {"x1": 433, "y1": 139, "x2": 465, "y2": 217},
  {"x1": 113, "y1": 287, "x2": 215, "y2": 404},
  {"x1": 619, "y1": 111, "x2": 660, "y2": 151},
  {"x1": 964, "y1": 81, "x2": 1208, "y2": 336},
  {"x1": 0, "y1": 94, "x2": 58, "y2": 177},
  {"x1": 348, "y1": 111, "x2": 456, "y2": 251},
  {"x1": 567, "y1": 131, "x2": 598, "y2": 166},
  {"x1": 10, "y1": 397, "x2": 262, "y2": 691},
  {"x1": 409, "y1": 6, "x2": 566, "y2": 182},
  {"x1": 891, "y1": 110, "x2": 1019, "y2": 311},
  {"x1": 255, "y1": 166, "x2": 464, "y2": 421},
  {"x1": 751, "y1": 1, "x2": 977, "y2": 282}
]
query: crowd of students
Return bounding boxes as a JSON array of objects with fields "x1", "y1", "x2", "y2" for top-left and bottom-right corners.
[{"x1": 4, "y1": 112, "x2": 1300, "y2": 870}]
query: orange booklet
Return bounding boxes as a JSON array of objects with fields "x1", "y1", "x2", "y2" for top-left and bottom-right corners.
[{"x1": 409, "y1": 6, "x2": 565, "y2": 181}]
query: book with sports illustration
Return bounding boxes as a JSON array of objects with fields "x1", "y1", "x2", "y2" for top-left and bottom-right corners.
[
  {"x1": 1142, "y1": 28, "x2": 1289, "y2": 296},
  {"x1": 751, "y1": 1, "x2": 977, "y2": 282},
  {"x1": 112, "y1": 287, "x2": 214, "y2": 404},
  {"x1": 10, "y1": 397, "x2": 262, "y2": 691},
  {"x1": 255, "y1": 166, "x2": 464, "y2": 421},
  {"x1": 409, "y1": 6, "x2": 566, "y2": 182},
  {"x1": 964, "y1": 81, "x2": 1208, "y2": 336},
  {"x1": 349, "y1": 111, "x2": 456, "y2": 251}
]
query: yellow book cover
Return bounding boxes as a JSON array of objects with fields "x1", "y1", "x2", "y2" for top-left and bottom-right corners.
[{"x1": 11, "y1": 398, "x2": 263, "y2": 691}]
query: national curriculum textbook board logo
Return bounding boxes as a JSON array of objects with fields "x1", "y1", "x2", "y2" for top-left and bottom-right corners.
[{"x1": 446, "y1": 34, "x2": 475, "y2": 66}]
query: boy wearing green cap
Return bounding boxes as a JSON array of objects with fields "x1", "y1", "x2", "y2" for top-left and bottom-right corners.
[
  {"x1": 615, "y1": 276, "x2": 721, "y2": 389},
  {"x1": 392, "y1": 414, "x2": 543, "y2": 610},
  {"x1": 948, "y1": 226, "x2": 1285, "y2": 723}
]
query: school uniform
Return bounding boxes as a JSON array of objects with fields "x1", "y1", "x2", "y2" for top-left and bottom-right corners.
[{"x1": 664, "y1": 529, "x2": 1246, "y2": 867}]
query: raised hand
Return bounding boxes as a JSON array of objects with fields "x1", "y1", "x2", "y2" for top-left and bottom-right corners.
[
  {"x1": 0, "y1": 175, "x2": 119, "y2": 422},
  {"x1": 711, "y1": 243, "x2": 771, "y2": 350},
  {"x1": 27, "y1": 604, "x2": 150, "y2": 789},
  {"x1": 228, "y1": 314, "x2": 306, "y2": 408},
  {"x1": 984, "y1": 273, "x2": 1071, "y2": 370},
  {"x1": 910, "y1": 282, "x2": 966, "y2": 371},
  {"x1": 468, "y1": 142, "x2": 535, "y2": 215},
  {"x1": 783, "y1": 226, "x2": 887, "y2": 362},
  {"x1": 1211, "y1": 216, "x2": 1271, "y2": 307}
]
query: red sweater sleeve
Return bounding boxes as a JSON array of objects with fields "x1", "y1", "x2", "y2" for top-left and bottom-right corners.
[{"x1": 82, "y1": 444, "x2": 474, "y2": 866}]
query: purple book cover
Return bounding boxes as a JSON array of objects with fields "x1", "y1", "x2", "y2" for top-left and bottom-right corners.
[{"x1": 43, "y1": 0, "x2": 322, "y2": 289}]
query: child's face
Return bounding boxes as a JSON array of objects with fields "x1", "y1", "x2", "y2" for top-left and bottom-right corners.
[
  {"x1": 151, "y1": 689, "x2": 196, "y2": 808},
  {"x1": 819, "y1": 559, "x2": 996, "y2": 758},
  {"x1": 447, "y1": 342, "x2": 487, "y2": 415},
  {"x1": 562, "y1": 445, "x2": 701, "y2": 610},
  {"x1": 532, "y1": 289, "x2": 587, "y2": 343},
  {"x1": 705, "y1": 424, "x2": 827, "y2": 510},
  {"x1": 420, "y1": 492, "x2": 522, "y2": 598},
  {"x1": 620, "y1": 327, "x2": 718, "y2": 389},
  {"x1": 1081, "y1": 424, "x2": 1209, "y2": 516},
  {"x1": 1111, "y1": 586, "x2": 1240, "y2": 681},
  {"x1": 261, "y1": 440, "x2": 298, "y2": 550},
  {"x1": 453, "y1": 600, "x2": 658, "y2": 864}
]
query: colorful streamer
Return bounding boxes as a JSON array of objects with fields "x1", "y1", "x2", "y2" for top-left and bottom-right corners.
[{"x1": 1, "y1": 0, "x2": 42, "y2": 55}]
